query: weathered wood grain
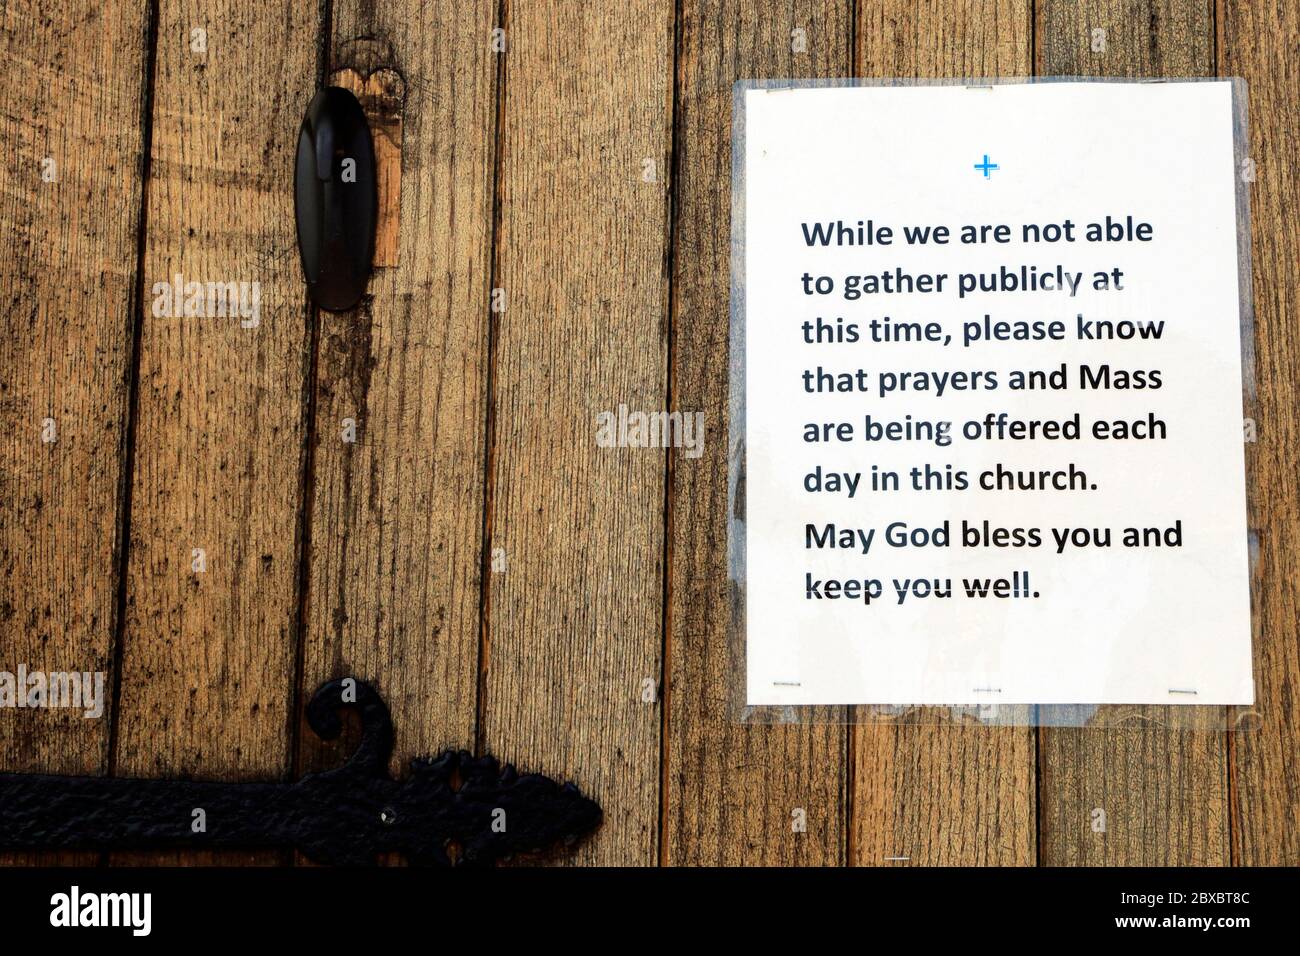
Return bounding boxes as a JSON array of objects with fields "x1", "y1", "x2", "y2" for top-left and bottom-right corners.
[
  {"x1": 109, "y1": 0, "x2": 321, "y2": 864},
  {"x1": 854, "y1": 718, "x2": 1036, "y2": 865},
  {"x1": 663, "y1": 0, "x2": 852, "y2": 867},
  {"x1": 1036, "y1": 0, "x2": 1230, "y2": 866},
  {"x1": 480, "y1": 0, "x2": 673, "y2": 865},
  {"x1": 1221, "y1": 0, "x2": 1300, "y2": 866},
  {"x1": 850, "y1": 0, "x2": 1037, "y2": 867},
  {"x1": 862, "y1": 0, "x2": 1031, "y2": 77},
  {"x1": 1040, "y1": 709, "x2": 1228, "y2": 865},
  {"x1": 1038, "y1": 0, "x2": 1212, "y2": 76},
  {"x1": 0, "y1": 0, "x2": 152, "y2": 865},
  {"x1": 296, "y1": 7, "x2": 496, "y2": 786}
]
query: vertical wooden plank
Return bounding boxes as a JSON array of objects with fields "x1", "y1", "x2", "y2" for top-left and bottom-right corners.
[
  {"x1": 111, "y1": 0, "x2": 320, "y2": 863},
  {"x1": 862, "y1": 0, "x2": 1030, "y2": 76},
  {"x1": 849, "y1": 0, "x2": 1037, "y2": 867},
  {"x1": 1222, "y1": 0, "x2": 1300, "y2": 865},
  {"x1": 482, "y1": 1, "x2": 673, "y2": 865},
  {"x1": 1039, "y1": 0, "x2": 1212, "y2": 75},
  {"x1": 854, "y1": 720, "x2": 1036, "y2": 866},
  {"x1": 664, "y1": 1, "x2": 851, "y2": 867},
  {"x1": 0, "y1": 0, "x2": 152, "y2": 863},
  {"x1": 298, "y1": 5, "x2": 496, "y2": 776},
  {"x1": 1036, "y1": 0, "x2": 1229, "y2": 866}
]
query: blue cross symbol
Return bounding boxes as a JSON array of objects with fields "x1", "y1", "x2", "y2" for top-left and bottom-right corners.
[{"x1": 974, "y1": 154, "x2": 999, "y2": 178}]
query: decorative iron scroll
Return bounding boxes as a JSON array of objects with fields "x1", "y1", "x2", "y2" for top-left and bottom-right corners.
[{"x1": 0, "y1": 678, "x2": 601, "y2": 866}]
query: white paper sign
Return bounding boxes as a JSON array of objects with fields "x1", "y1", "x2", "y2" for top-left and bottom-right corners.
[{"x1": 740, "y1": 81, "x2": 1253, "y2": 706}]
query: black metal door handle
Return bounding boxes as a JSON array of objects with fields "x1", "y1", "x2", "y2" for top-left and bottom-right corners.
[{"x1": 294, "y1": 87, "x2": 378, "y2": 312}]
